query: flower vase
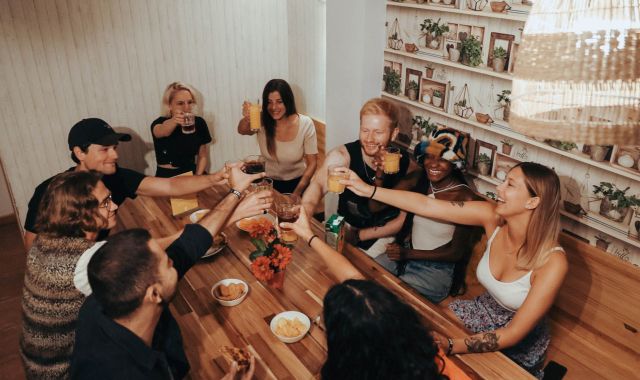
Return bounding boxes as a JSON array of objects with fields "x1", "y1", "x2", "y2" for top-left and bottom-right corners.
[{"x1": 267, "y1": 269, "x2": 286, "y2": 289}]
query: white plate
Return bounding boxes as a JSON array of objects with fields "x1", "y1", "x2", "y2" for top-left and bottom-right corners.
[
  {"x1": 211, "y1": 278, "x2": 249, "y2": 307},
  {"x1": 202, "y1": 232, "x2": 228, "y2": 259},
  {"x1": 270, "y1": 311, "x2": 311, "y2": 343},
  {"x1": 235, "y1": 213, "x2": 276, "y2": 232},
  {"x1": 189, "y1": 209, "x2": 210, "y2": 223}
]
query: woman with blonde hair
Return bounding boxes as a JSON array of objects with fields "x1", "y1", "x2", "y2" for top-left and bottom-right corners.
[
  {"x1": 151, "y1": 82, "x2": 212, "y2": 177},
  {"x1": 341, "y1": 162, "x2": 568, "y2": 378}
]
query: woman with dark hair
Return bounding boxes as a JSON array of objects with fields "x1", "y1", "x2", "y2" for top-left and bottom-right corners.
[
  {"x1": 341, "y1": 161, "x2": 568, "y2": 378},
  {"x1": 151, "y1": 82, "x2": 212, "y2": 177},
  {"x1": 19, "y1": 171, "x2": 118, "y2": 379},
  {"x1": 280, "y1": 209, "x2": 469, "y2": 380},
  {"x1": 375, "y1": 127, "x2": 483, "y2": 303},
  {"x1": 237, "y1": 79, "x2": 318, "y2": 195}
]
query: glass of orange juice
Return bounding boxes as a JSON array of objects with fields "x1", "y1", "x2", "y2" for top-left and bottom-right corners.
[
  {"x1": 249, "y1": 101, "x2": 261, "y2": 131},
  {"x1": 327, "y1": 165, "x2": 349, "y2": 194},
  {"x1": 383, "y1": 147, "x2": 401, "y2": 174}
]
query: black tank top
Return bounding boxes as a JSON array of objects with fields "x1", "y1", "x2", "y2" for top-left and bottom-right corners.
[{"x1": 338, "y1": 140, "x2": 409, "y2": 248}]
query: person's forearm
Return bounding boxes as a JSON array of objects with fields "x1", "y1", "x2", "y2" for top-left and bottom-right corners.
[
  {"x1": 307, "y1": 234, "x2": 364, "y2": 282},
  {"x1": 450, "y1": 328, "x2": 509, "y2": 355},
  {"x1": 199, "y1": 193, "x2": 241, "y2": 236},
  {"x1": 293, "y1": 169, "x2": 315, "y2": 195},
  {"x1": 301, "y1": 180, "x2": 323, "y2": 217},
  {"x1": 195, "y1": 151, "x2": 207, "y2": 175},
  {"x1": 368, "y1": 168, "x2": 422, "y2": 213},
  {"x1": 23, "y1": 231, "x2": 36, "y2": 252},
  {"x1": 153, "y1": 119, "x2": 179, "y2": 138},
  {"x1": 402, "y1": 243, "x2": 461, "y2": 261},
  {"x1": 358, "y1": 212, "x2": 405, "y2": 241}
]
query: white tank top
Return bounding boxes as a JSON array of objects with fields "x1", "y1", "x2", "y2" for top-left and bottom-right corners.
[
  {"x1": 476, "y1": 227, "x2": 564, "y2": 311},
  {"x1": 411, "y1": 195, "x2": 456, "y2": 249}
]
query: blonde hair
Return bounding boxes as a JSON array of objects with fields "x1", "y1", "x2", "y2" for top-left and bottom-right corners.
[
  {"x1": 161, "y1": 82, "x2": 197, "y2": 117},
  {"x1": 513, "y1": 162, "x2": 562, "y2": 270},
  {"x1": 359, "y1": 98, "x2": 399, "y2": 130}
]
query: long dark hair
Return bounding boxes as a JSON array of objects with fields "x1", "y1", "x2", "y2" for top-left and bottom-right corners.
[
  {"x1": 321, "y1": 279, "x2": 448, "y2": 380},
  {"x1": 261, "y1": 79, "x2": 297, "y2": 158}
]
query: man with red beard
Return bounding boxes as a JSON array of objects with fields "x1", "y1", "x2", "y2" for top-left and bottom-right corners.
[{"x1": 302, "y1": 98, "x2": 420, "y2": 252}]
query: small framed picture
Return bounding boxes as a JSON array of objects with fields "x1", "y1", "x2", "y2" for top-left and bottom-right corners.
[
  {"x1": 473, "y1": 140, "x2": 497, "y2": 176},
  {"x1": 419, "y1": 78, "x2": 449, "y2": 112},
  {"x1": 405, "y1": 68, "x2": 423, "y2": 99},
  {"x1": 488, "y1": 32, "x2": 515, "y2": 71},
  {"x1": 493, "y1": 154, "x2": 520, "y2": 182},
  {"x1": 384, "y1": 60, "x2": 402, "y2": 75},
  {"x1": 610, "y1": 145, "x2": 640, "y2": 173}
]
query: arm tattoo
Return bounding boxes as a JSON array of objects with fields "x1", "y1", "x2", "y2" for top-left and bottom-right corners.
[
  {"x1": 450, "y1": 200, "x2": 465, "y2": 208},
  {"x1": 464, "y1": 332, "x2": 500, "y2": 353}
]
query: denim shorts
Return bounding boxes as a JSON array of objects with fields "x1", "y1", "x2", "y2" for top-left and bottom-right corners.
[{"x1": 375, "y1": 254, "x2": 454, "y2": 303}]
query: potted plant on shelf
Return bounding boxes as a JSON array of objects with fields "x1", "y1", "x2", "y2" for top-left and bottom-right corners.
[
  {"x1": 383, "y1": 67, "x2": 402, "y2": 96},
  {"x1": 407, "y1": 80, "x2": 419, "y2": 101},
  {"x1": 432, "y1": 89, "x2": 443, "y2": 108},
  {"x1": 588, "y1": 145, "x2": 613, "y2": 162},
  {"x1": 460, "y1": 35, "x2": 483, "y2": 67},
  {"x1": 425, "y1": 65, "x2": 435, "y2": 78},
  {"x1": 477, "y1": 153, "x2": 492, "y2": 175},
  {"x1": 592, "y1": 182, "x2": 640, "y2": 222},
  {"x1": 501, "y1": 139, "x2": 514, "y2": 155},
  {"x1": 413, "y1": 115, "x2": 438, "y2": 140},
  {"x1": 420, "y1": 18, "x2": 449, "y2": 50},
  {"x1": 496, "y1": 89, "x2": 511, "y2": 121},
  {"x1": 492, "y1": 46, "x2": 508, "y2": 72},
  {"x1": 454, "y1": 99, "x2": 473, "y2": 119},
  {"x1": 446, "y1": 43, "x2": 461, "y2": 62}
]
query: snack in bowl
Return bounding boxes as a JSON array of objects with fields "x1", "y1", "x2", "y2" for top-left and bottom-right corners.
[
  {"x1": 202, "y1": 232, "x2": 228, "y2": 259},
  {"x1": 269, "y1": 311, "x2": 310, "y2": 343},
  {"x1": 236, "y1": 214, "x2": 276, "y2": 235},
  {"x1": 220, "y1": 346, "x2": 251, "y2": 370},
  {"x1": 211, "y1": 279, "x2": 249, "y2": 306}
]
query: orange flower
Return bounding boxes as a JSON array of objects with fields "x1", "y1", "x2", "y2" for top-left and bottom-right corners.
[
  {"x1": 251, "y1": 256, "x2": 274, "y2": 281},
  {"x1": 270, "y1": 244, "x2": 292, "y2": 270},
  {"x1": 246, "y1": 218, "x2": 275, "y2": 238}
]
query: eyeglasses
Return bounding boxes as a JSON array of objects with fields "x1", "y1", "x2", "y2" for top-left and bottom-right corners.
[{"x1": 99, "y1": 194, "x2": 113, "y2": 210}]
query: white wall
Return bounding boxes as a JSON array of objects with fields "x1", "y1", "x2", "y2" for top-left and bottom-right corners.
[
  {"x1": 0, "y1": 0, "x2": 325, "y2": 229},
  {"x1": 325, "y1": 0, "x2": 386, "y2": 150}
]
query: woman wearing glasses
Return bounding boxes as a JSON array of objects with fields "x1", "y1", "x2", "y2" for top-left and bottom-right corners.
[{"x1": 19, "y1": 171, "x2": 118, "y2": 379}]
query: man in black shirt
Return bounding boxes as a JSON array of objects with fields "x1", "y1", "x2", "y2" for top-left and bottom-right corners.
[
  {"x1": 70, "y1": 166, "x2": 259, "y2": 379},
  {"x1": 302, "y1": 98, "x2": 420, "y2": 250},
  {"x1": 24, "y1": 118, "x2": 229, "y2": 250}
]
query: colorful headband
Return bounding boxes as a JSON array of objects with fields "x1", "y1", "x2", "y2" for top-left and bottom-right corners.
[{"x1": 414, "y1": 126, "x2": 468, "y2": 168}]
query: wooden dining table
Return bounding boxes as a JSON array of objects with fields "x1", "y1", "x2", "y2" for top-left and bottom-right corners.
[{"x1": 113, "y1": 185, "x2": 533, "y2": 380}]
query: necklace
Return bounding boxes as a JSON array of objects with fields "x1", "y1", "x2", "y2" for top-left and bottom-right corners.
[
  {"x1": 362, "y1": 156, "x2": 377, "y2": 183},
  {"x1": 430, "y1": 182, "x2": 469, "y2": 194}
]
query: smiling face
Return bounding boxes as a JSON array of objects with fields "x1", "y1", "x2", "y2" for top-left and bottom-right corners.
[
  {"x1": 169, "y1": 89, "x2": 195, "y2": 114},
  {"x1": 495, "y1": 166, "x2": 539, "y2": 217},
  {"x1": 149, "y1": 239, "x2": 178, "y2": 304},
  {"x1": 93, "y1": 181, "x2": 118, "y2": 230},
  {"x1": 423, "y1": 154, "x2": 454, "y2": 184},
  {"x1": 359, "y1": 114, "x2": 398, "y2": 157},
  {"x1": 75, "y1": 144, "x2": 119, "y2": 175},
  {"x1": 267, "y1": 91, "x2": 287, "y2": 121}
]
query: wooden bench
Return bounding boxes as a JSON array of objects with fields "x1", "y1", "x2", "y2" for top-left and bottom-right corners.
[{"x1": 442, "y1": 232, "x2": 640, "y2": 379}]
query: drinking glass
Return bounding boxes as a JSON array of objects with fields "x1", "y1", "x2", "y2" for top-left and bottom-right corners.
[
  {"x1": 181, "y1": 106, "x2": 197, "y2": 134},
  {"x1": 249, "y1": 101, "x2": 261, "y2": 131},
  {"x1": 383, "y1": 147, "x2": 401, "y2": 174},
  {"x1": 251, "y1": 177, "x2": 273, "y2": 193},
  {"x1": 327, "y1": 165, "x2": 349, "y2": 194},
  {"x1": 276, "y1": 193, "x2": 300, "y2": 244},
  {"x1": 243, "y1": 155, "x2": 266, "y2": 183}
]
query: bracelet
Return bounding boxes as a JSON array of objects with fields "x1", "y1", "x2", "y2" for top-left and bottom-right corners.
[
  {"x1": 307, "y1": 234, "x2": 319, "y2": 246},
  {"x1": 229, "y1": 188, "x2": 242, "y2": 199},
  {"x1": 369, "y1": 185, "x2": 377, "y2": 200},
  {"x1": 446, "y1": 338, "x2": 454, "y2": 356}
]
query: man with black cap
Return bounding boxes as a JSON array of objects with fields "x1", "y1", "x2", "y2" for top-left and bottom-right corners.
[{"x1": 23, "y1": 118, "x2": 229, "y2": 250}]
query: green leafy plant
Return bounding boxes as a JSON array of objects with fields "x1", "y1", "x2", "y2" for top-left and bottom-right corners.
[
  {"x1": 407, "y1": 80, "x2": 419, "y2": 91},
  {"x1": 455, "y1": 99, "x2": 467, "y2": 107},
  {"x1": 477, "y1": 153, "x2": 492, "y2": 164},
  {"x1": 460, "y1": 35, "x2": 483, "y2": 67},
  {"x1": 485, "y1": 191, "x2": 498, "y2": 201},
  {"x1": 420, "y1": 18, "x2": 450, "y2": 37},
  {"x1": 546, "y1": 139, "x2": 577, "y2": 152},
  {"x1": 433, "y1": 89, "x2": 443, "y2": 98},
  {"x1": 501, "y1": 139, "x2": 514, "y2": 146},
  {"x1": 383, "y1": 67, "x2": 402, "y2": 95},
  {"x1": 497, "y1": 89, "x2": 511, "y2": 105},
  {"x1": 493, "y1": 46, "x2": 507, "y2": 60},
  {"x1": 593, "y1": 182, "x2": 640, "y2": 209},
  {"x1": 412, "y1": 116, "x2": 438, "y2": 136}
]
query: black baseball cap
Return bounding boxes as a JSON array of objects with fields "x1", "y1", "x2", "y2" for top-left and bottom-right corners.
[{"x1": 68, "y1": 118, "x2": 131, "y2": 150}]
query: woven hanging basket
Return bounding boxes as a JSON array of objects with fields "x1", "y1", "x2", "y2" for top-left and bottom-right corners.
[
  {"x1": 511, "y1": 0, "x2": 640, "y2": 145},
  {"x1": 388, "y1": 18, "x2": 404, "y2": 50},
  {"x1": 453, "y1": 84, "x2": 474, "y2": 119}
]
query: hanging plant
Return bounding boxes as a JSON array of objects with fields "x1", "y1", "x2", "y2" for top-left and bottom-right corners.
[
  {"x1": 453, "y1": 83, "x2": 474, "y2": 119},
  {"x1": 388, "y1": 18, "x2": 404, "y2": 50},
  {"x1": 467, "y1": 0, "x2": 488, "y2": 11}
]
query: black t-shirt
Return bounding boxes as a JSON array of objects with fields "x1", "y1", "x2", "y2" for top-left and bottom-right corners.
[
  {"x1": 70, "y1": 224, "x2": 212, "y2": 380},
  {"x1": 24, "y1": 166, "x2": 146, "y2": 233},
  {"x1": 150, "y1": 116, "x2": 212, "y2": 168},
  {"x1": 338, "y1": 140, "x2": 410, "y2": 248}
]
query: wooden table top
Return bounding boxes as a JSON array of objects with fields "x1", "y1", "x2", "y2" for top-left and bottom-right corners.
[{"x1": 113, "y1": 186, "x2": 532, "y2": 380}]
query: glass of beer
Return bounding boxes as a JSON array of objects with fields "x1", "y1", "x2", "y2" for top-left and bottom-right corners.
[
  {"x1": 243, "y1": 155, "x2": 266, "y2": 174},
  {"x1": 249, "y1": 101, "x2": 261, "y2": 131},
  {"x1": 383, "y1": 147, "x2": 401, "y2": 174},
  {"x1": 251, "y1": 177, "x2": 273, "y2": 193},
  {"x1": 181, "y1": 106, "x2": 196, "y2": 134},
  {"x1": 276, "y1": 193, "x2": 300, "y2": 244},
  {"x1": 327, "y1": 165, "x2": 349, "y2": 194}
]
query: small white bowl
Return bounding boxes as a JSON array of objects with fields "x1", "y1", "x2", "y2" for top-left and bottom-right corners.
[
  {"x1": 270, "y1": 311, "x2": 311, "y2": 343},
  {"x1": 235, "y1": 213, "x2": 276, "y2": 232},
  {"x1": 211, "y1": 279, "x2": 249, "y2": 307},
  {"x1": 189, "y1": 209, "x2": 210, "y2": 223}
]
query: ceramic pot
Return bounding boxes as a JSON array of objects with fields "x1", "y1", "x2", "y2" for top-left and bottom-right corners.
[
  {"x1": 490, "y1": 1, "x2": 510, "y2": 12},
  {"x1": 503, "y1": 103, "x2": 510, "y2": 121},
  {"x1": 448, "y1": 47, "x2": 461, "y2": 62},
  {"x1": 422, "y1": 94, "x2": 432, "y2": 104},
  {"x1": 589, "y1": 145, "x2": 610, "y2": 162},
  {"x1": 493, "y1": 57, "x2": 506, "y2": 72},
  {"x1": 502, "y1": 144, "x2": 512, "y2": 155},
  {"x1": 432, "y1": 95, "x2": 443, "y2": 108},
  {"x1": 478, "y1": 162, "x2": 491, "y2": 176},
  {"x1": 599, "y1": 197, "x2": 630, "y2": 222},
  {"x1": 408, "y1": 88, "x2": 418, "y2": 101}
]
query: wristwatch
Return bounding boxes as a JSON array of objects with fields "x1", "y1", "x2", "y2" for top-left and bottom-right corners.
[{"x1": 229, "y1": 188, "x2": 242, "y2": 199}]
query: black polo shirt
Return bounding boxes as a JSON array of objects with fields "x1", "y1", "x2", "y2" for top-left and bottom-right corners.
[
  {"x1": 70, "y1": 224, "x2": 212, "y2": 380},
  {"x1": 24, "y1": 166, "x2": 146, "y2": 233}
]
